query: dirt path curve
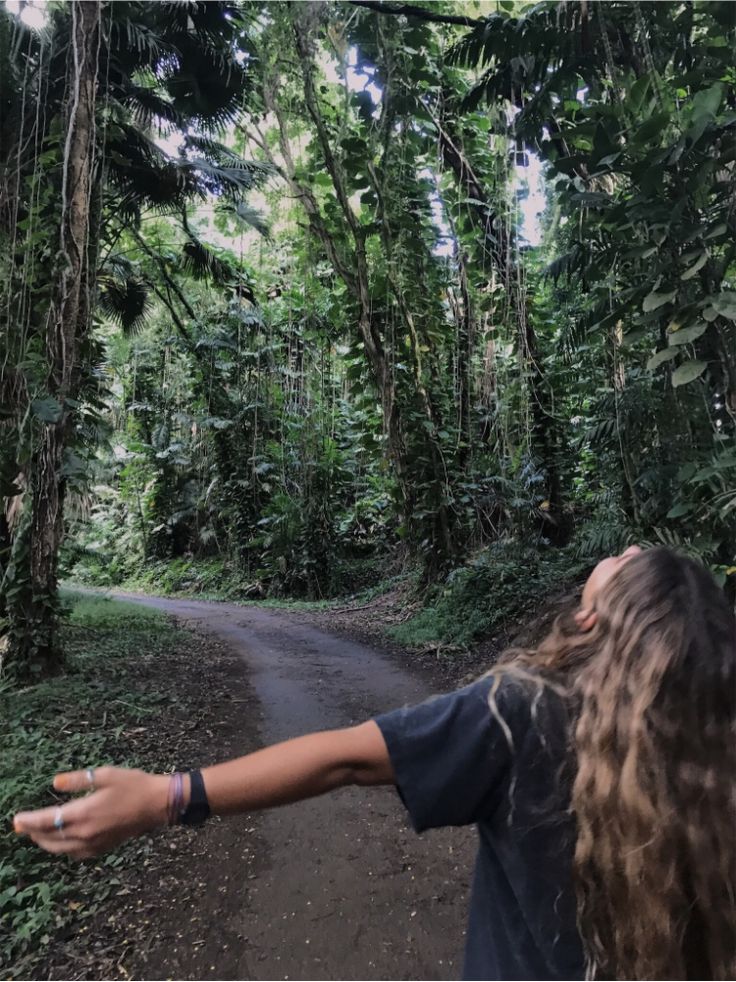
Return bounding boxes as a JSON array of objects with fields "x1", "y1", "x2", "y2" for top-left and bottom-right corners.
[{"x1": 103, "y1": 593, "x2": 477, "y2": 981}]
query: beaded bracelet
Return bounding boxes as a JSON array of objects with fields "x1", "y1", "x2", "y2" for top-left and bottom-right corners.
[{"x1": 166, "y1": 771, "x2": 184, "y2": 826}]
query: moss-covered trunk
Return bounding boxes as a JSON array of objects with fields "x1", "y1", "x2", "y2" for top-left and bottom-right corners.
[{"x1": 6, "y1": 0, "x2": 101, "y2": 681}]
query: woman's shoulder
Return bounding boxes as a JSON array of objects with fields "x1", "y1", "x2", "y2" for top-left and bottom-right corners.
[
  {"x1": 475, "y1": 664, "x2": 568, "y2": 704},
  {"x1": 475, "y1": 666, "x2": 572, "y2": 745}
]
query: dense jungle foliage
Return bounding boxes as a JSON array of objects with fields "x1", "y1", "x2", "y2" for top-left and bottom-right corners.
[{"x1": 1, "y1": 0, "x2": 734, "y2": 682}]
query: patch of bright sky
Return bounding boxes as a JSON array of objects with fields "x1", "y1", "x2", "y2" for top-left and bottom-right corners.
[
  {"x1": 421, "y1": 154, "x2": 544, "y2": 257},
  {"x1": 513, "y1": 152, "x2": 545, "y2": 247},
  {"x1": 321, "y1": 45, "x2": 383, "y2": 107},
  {"x1": 155, "y1": 128, "x2": 186, "y2": 158},
  {"x1": 5, "y1": 0, "x2": 47, "y2": 30}
]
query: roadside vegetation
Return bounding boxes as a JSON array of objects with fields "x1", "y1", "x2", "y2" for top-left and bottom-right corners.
[{"x1": 1, "y1": 594, "x2": 190, "y2": 977}]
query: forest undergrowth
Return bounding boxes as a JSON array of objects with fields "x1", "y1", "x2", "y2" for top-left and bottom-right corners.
[
  {"x1": 65, "y1": 538, "x2": 591, "y2": 651},
  {"x1": 0, "y1": 594, "x2": 235, "y2": 978}
]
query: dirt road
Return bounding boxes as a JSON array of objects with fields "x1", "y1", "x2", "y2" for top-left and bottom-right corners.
[{"x1": 102, "y1": 593, "x2": 478, "y2": 981}]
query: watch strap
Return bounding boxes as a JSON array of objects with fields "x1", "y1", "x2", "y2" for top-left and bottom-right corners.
[{"x1": 180, "y1": 768, "x2": 211, "y2": 826}]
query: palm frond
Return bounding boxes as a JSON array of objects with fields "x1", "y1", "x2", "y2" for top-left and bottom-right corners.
[
  {"x1": 448, "y1": 3, "x2": 582, "y2": 72},
  {"x1": 106, "y1": 121, "x2": 200, "y2": 213},
  {"x1": 446, "y1": 13, "x2": 510, "y2": 70},
  {"x1": 122, "y1": 83, "x2": 185, "y2": 131},
  {"x1": 556, "y1": 315, "x2": 590, "y2": 364},
  {"x1": 544, "y1": 244, "x2": 586, "y2": 283},
  {"x1": 448, "y1": 2, "x2": 596, "y2": 115},
  {"x1": 181, "y1": 157, "x2": 266, "y2": 200},
  {"x1": 226, "y1": 200, "x2": 270, "y2": 238},
  {"x1": 98, "y1": 255, "x2": 153, "y2": 334},
  {"x1": 181, "y1": 238, "x2": 235, "y2": 285},
  {"x1": 183, "y1": 134, "x2": 273, "y2": 181},
  {"x1": 101, "y1": 253, "x2": 138, "y2": 281},
  {"x1": 108, "y1": 16, "x2": 168, "y2": 65},
  {"x1": 158, "y1": 1, "x2": 247, "y2": 44},
  {"x1": 161, "y1": 45, "x2": 249, "y2": 134}
]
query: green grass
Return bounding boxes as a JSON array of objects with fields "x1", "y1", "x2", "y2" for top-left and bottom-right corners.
[
  {"x1": 0, "y1": 594, "x2": 183, "y2": 976},
  {"x1": 63, "y1": 590, "x2": 170, "y2": 628}
]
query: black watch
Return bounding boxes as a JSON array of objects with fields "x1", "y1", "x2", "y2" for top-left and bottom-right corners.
[{"x1": 180, "y1": 768, "x2": 211, "y2": 826}]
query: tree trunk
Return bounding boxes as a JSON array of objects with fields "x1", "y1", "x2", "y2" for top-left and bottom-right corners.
[
  {"x1": 7, "y1": 0, "x2": 101, "y2": 680},
  {"x1": 454, "y1": 248, "x2": 475, "y2": 471},
  {"x1": 521, "y1": 312, "x2": 568, "y2": 543}
]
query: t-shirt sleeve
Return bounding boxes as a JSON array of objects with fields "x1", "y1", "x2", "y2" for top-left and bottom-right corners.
[{"x1": 374, "y1": 674, "x2": 522, "y2": 833}]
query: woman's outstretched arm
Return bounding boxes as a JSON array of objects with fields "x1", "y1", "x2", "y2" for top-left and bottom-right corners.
[{"x1": 13, "y1": 721, "x2": 394, "y2": 860}]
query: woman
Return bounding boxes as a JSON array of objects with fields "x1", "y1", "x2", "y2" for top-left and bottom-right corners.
[{"x1": 14, "y1": 546, "x2": 736, "y2": 980}]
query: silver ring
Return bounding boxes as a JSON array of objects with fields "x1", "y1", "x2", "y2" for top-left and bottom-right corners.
[
  {"x1": 54, "y1": 806, "x2": 66, "y2": 837},
  {"x1": 86, "y1": 768, "x2": 95, "y2": 791}
]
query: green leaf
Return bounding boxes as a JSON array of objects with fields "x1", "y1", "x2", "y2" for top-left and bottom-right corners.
[
  {"x1": 711, "y1": 292, "x2": 736, "y2": 320},
  {"x1": 667, "y1": 502, "x2": 694, "y2": 519},
  {"x1": 62, "y1": 449, "x2": 87, "y2": 477},
  {"x1": 627, "y1": 74, "x2": 652, "y2": 114},
  {"x1": 205, "y1": 417, "x2": 233, "y2": 430},
  {"x1": 690, "y1": 83, "x2": 724, "y2": 122},
  {"x1": 647, "y1": 347, "x2": 679, "y2": 371},
  {"x1": 626, "y1": 245, "x2": 657, "y2": 260},
  {"x1": 704, "y1": 223, "x2": 727, "y2": 240},
  {"x1": 671, "y1": 360, "x2": 707, "y2": 387},
  {"x1": 352, "y1": 91, "x2": 375, "y2": 124},
  {"x1": 552, "y1": 156, "x2": 584, "y2": 175},
  {"x1": 31, "y1": 397, "x2": 63, "y2": 423},
  {"x1": 341, "y1": 137, "x2": 368, "y2": 157},
  {"x1": 632, "y1": 111, "x2": 670, "y2": 145},
  {"x1": 642, "y1": 288, "x2": 677, "y2": 312},
  {"x1": 680, "y1": 251, "x2": 707, "y2": 280},
  {"x1": 667, "y1": 322, "x2": 707, "y2": 346}
]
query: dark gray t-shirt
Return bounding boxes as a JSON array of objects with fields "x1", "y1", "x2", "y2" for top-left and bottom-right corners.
[{"x1": 374, "y1": 674, "x2": 585, "y2": 981}]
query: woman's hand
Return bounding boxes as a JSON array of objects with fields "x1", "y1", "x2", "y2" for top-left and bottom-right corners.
[{"x1": 13, "y1": 767, "x2": 170, "y2": 860}]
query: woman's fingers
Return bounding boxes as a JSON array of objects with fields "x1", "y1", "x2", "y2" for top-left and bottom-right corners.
[
  {"x1": 54, "y1": 766, "x2": 111, "y2": 794},
  {"x1": 14, "y1": 768, "x2": 165, "y2": 859},
  {"x1": 14, "y1": 767, "x2": 111, "y2": 831},
  {"x1": 16, "y1": 796, "x2": 115, "y2": 859},
  {"x1": 14, "y1": 804, "x2": 58, "y2": 834},
  {"x1": 15, "y1": 792, "x2": 92, "y2": 835},
  {"x1": 15, "y1": 767, "x2": 119, "y2": 832}
]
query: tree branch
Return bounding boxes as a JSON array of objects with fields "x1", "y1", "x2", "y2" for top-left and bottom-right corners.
[
  {"x1": 348, "y1": 0, "x2": 483, "y2": 28},
  {"x1": 131, "y1": 228, "x2": 198, "y2": 328},
  {"x1": 248, "y1": 106, "x2": 357, "y2": 292}
]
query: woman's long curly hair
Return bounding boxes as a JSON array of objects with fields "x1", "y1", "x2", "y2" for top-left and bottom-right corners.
[{"x1": 498, "y1": 547, "x2": 736, "y2": 980}]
